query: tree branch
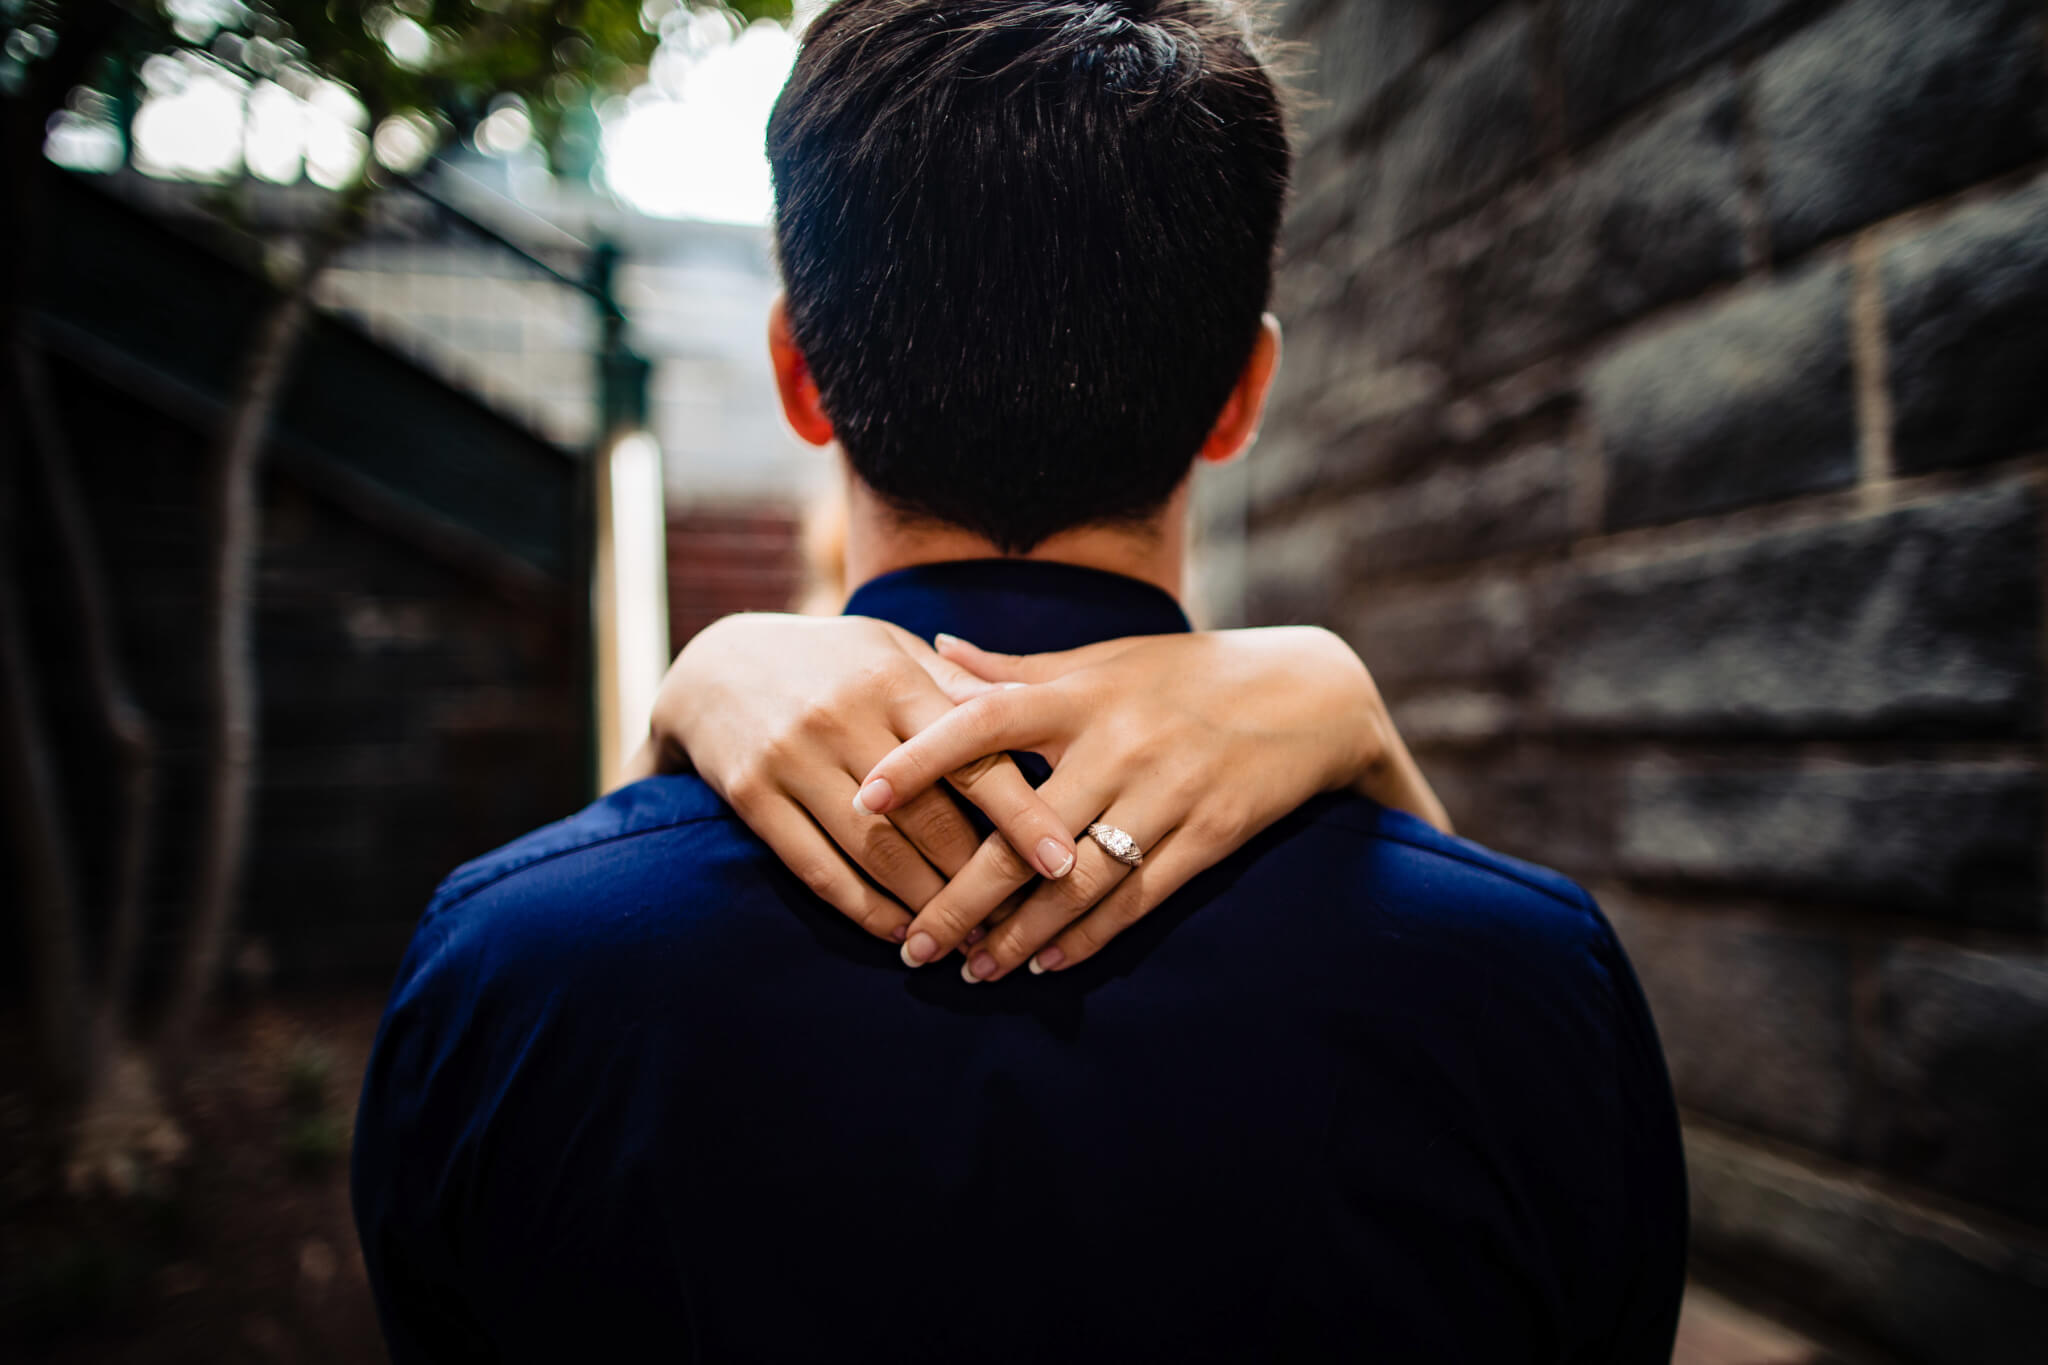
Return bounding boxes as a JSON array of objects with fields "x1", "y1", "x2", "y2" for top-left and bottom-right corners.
[{"x1": 157, "y1": 196, "x2": 365, "y2": 1067}]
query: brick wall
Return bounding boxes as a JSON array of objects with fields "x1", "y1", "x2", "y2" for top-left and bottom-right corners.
[{"x1": 1223, "y1": 1, "x2": 2048, "y2": 1359}]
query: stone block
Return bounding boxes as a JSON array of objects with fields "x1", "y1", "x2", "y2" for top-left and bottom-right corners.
[
  {"x1": 1291, "y1": 0, "x2": 1436, "y2": 148},
  {"x1": 1380, "y1": 689, "x2": 1525, "y2": 751},
  {"x1": 1687, "y1": 1126, "x2": 2048, "y2": 1365},
  {"x1": 1355, "y1": 7, "x2": 1540, "y2": 250},
  {"x1": 1885, "y1": 171, "x2": 2048, "y2": 474},
  {"x1": 1755, "y1": 0, "x2": 2048, "y2": 258},
  {"x1": 1605, "y1": 902, "x2": 1856, "y2": 1153},
  {"x1": 1591, "y1": 261, "x2": 1856, "y2": 531},
  {"x1": 1240, "y1": 498, "x2": 1362, "y2": 625},
  {"x1": 1456, "y1": 74, "x2": 1747, "y2": 380},
  {"x1": 1334, "y1": 234, "x2": 1460, "y2": 375},
  {"x1": 1617, "y1": 761, "x2": 2043, "y2": 929},
  {"x1": 1258, "y1": 241, "x2": 1467, "y2": 514},
  {"x1": 1560, "y1": 0, "x2": 1798, "y2": 139},
  {"x1": 1292, "y1": 0, "x2": 1511, "y2": 145},
  {"x1": 1338, "y1": 441, "x2": 1574, "y2": 578},
  {"x1": 1418, "y1": 752, "x2": 1617, "y2": 873},
  {"x1": 1244, "y1": 445, "x2": 1568, "y2": 616},
  {"x1": 1337, "y1": 574, "x2": 1534, "y2": 694},
  {"x1": 1281, "y1": 139, "x2": 1360, "y2": 260},
  {"x1": 1875, "y1": 946, "x2": 2048, "y2": 1226},
  {"x1": 1541, "y1": 484, "x2": 2041, "y2": 737},
  {"x1": 1251, "y1": 371, "x2": 1452, "y2": 515}
]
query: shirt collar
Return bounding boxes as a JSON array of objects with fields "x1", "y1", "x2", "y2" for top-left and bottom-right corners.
[{"x1": 842, "y1": 559, "x2": 1192, "y2": 653}]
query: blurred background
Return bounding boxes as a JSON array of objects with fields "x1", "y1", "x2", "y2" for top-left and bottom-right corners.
[{"x1": 0, "y1": 1, "x2": 2041, "y2": 1362}]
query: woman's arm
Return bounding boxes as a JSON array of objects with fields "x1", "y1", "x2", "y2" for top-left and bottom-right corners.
[
  {"x1": 621, "y1": 612, "x2": 1074, "y2": 948},
  {"x1": 632, "y1": 615, "x2": 1447, "y2": 971},
  {"x1": 856, "y1": 627, "x2": 1448, "y2": 981}
]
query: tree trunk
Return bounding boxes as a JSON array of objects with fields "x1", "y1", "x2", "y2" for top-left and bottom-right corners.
[
  {"x1": 0, "y1": 0, "x2": 126, "y2": 1108},
  {"x1": 13, "y1": 338, "x2": 159, "y2": 1057},
  {"x1": 157, "y1": 223, "x2": 353, "y2": 1067},
  {"x1": 0, "y1": 381, "x2": 91, "y2": 1096}
]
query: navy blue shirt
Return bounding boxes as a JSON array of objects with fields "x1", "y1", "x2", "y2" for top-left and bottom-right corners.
[{"x1": 352, "y1": 560, "x2": 1687, "y2": 1363}]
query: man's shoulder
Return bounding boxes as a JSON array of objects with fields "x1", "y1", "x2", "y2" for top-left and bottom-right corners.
[
  {"x1": 393, "y1": 776, "x2": 794, "y2": 995},
  {"x1": 424, "y1": 775, "x2": 740, "y2": 923},
  {"x1": 1255, "y1": 794, "x2": 1622, "y2": 984},
  {"x1": 1308, "y1": 795, "x2": 1591, "y2": 909},
  {"x1": 1281, "y1": 793, "x2": 1597, "y2": 918},
  {"x1": 403, "y1": 781, "x2": 1625, "y2": 1012}
]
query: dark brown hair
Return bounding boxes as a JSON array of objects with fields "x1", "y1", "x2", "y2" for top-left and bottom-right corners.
[{"x1": 767, "y1": 0, "x2": 1291, "y2": 553}]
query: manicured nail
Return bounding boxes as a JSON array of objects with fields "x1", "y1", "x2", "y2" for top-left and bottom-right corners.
[
  {"x1": 853, "y1": 777, "x2": 893, "y2": 815},
  {"x1": 965, "y1": 926, "x2": 987, "y2": 945},
  {"x1": 901, "y1": 931, "x2": 935, "y2": 967},
  {"x1": 1002, "y1": 682, "x2": 1028, "y2": 690},
  {"x1": 963, "y1": 951, "x2": 997, "y2": 982},
  {"x1": 935, "y1": 633, "x2": 971, "y2": 651},
  {"x1": 1031, "y1": 946, "x2": 1065, "y2": 974},
  {"x1": 959, "y1": 956, "x2": 979, "y2": 982},
  {"x1": 890, "y1": 925, "x2": 908, "y2": 944},
  {"x1": 1036, "y1": 838, "x2": 1075, "y2": 879}
]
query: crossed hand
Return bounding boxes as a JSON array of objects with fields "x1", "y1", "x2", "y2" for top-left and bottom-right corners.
[{"x1": 622, "y1": 614, "x2": 1446, "y2": 982}]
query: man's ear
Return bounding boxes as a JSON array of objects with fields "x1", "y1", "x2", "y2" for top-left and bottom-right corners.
[
  {"x1": 768, "y1": 294, "x2": 836, "y2": 447},
  {"x1": 1199, "y1": 313, "x2": 1282, "y2": 465}
]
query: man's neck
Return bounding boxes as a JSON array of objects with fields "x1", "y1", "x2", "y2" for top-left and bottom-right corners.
[{"x1": 840, "y1": 465, "x2": 1192, "y2": 600}]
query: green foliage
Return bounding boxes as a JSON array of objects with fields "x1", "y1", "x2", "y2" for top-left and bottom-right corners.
[
  {"x1": 261, "y1": 0, "x2": 655, "y2": 135},
  {"x1": 281, "y1": 1111, "x2": 347, "y2": 1177},
  {"x1": 280, "y1": 1036, "x2": 343, "y2": 1174},
  {"x1": 10, "y1": 0, "x2": 796, "y2": 182},
  {"x1": 280, "y1": 1039, "x2": 333, "y2": 1117}
]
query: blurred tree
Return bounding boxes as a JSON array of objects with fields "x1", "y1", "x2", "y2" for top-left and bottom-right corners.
[{"x1": 0, "y1": 0, "x2": 789, "y2": 1195}]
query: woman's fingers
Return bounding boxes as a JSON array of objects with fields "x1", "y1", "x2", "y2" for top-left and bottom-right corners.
[
  {"x1": 786, "y1": 749, "x2": 948, "y2": 913},
  {"x1": 896, "y1": 767, "x2": 1114, "y2": 969},
  {"x1": 1030, "y1": 824, "x2": 1221, "y2": 973},
  {"x1": 868, "y1": 675, "x2": 1078, "y2": 881},
  {"x1": 959, "y1": 807, "x2": 1165, "y2": 983},
  {"x1": 932, "y1": 632, "x2": 1136, "y2": 685},
  {"x1": 897, "y1": 830, "x2": 1039, "y2": 968},
  {"x1": 860, "y1": 685, "x2": 1076, "y2": 809},
  {"x1": 906, "y1": 644, "x2": 1013, "y2": 706},
  {"x1": 884, "y1": 781, "x2": 990, "y2": 879},
  {"x1": 941, "y1": 753, "x2": 1077, "y2": 881},
  {"x1": 741, "y1": 792, "x2": 915, "y2": 943}
]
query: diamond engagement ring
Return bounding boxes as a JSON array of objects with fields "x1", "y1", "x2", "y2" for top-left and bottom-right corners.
[{"x1": 1085, "y1": 822, "x2": 1144, "y2": 868}]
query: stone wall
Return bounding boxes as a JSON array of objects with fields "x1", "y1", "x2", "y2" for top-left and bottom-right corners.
[{"x1": 1217, "y1": 1, "x2": 2048, "y2": 1359}]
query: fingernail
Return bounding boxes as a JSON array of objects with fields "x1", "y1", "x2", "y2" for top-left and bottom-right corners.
[
  {"x1": 1036, "y1": 838, "x2": 1075, "y2": 879},
  {"x1": 1031, "y1": 946, "x2": 1065, "y2": 974},
  {"x1": 965, "y1": 951, "x2": 997, "y2": 982},
  {"x1": 959, "y1": 956, "x2": 979, "y2": 982},
  {"x1": 853, "y1": 777, "x2": 893, "y2": 815},
  {"x1": 1002, "y1": 682, "x2": 1028, "y2": 690},
  {"x1": 901, "y1": 931, "x2": 935, "y2": 967},
  {"x1": 965, "y1": 926, "x2": 986, "y2": 945},
  {"x1": 935, "y1": 632, "x2": 970, "y2": 651},
  {"x1": 890, "y1": 925, "x2": 908, "y2": 944}
]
